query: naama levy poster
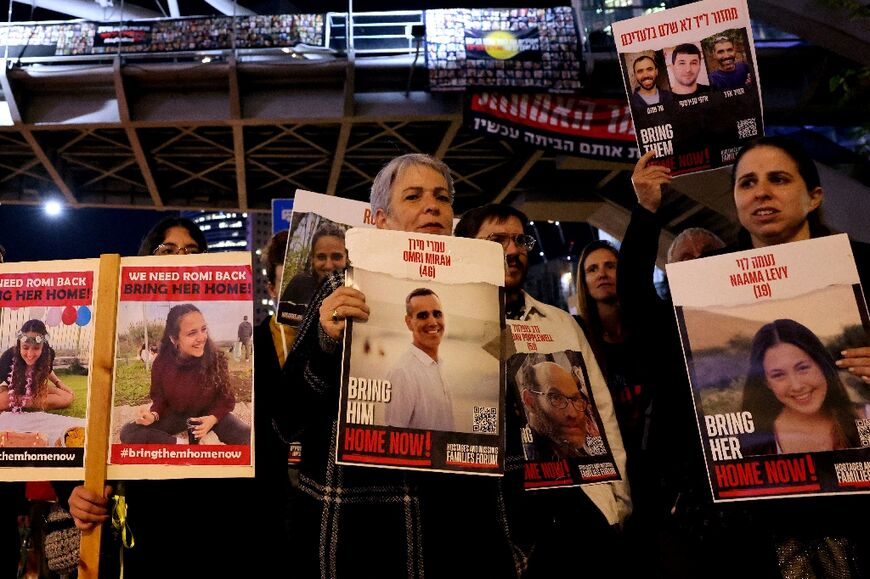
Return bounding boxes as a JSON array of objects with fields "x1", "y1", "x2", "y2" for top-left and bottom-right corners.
[{"x1": 668, "y1": 235, "x2": 870, "y2": 501}]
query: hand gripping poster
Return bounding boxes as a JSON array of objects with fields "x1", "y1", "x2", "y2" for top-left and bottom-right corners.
[
  {"x1": 276, "y1": 190, "x2": 373, "y2": 327},
  {"x1": 668, "y1": 235, "x2": 870, "y2": 501},
  {"x1": 108, "y1": 252, "x2": 254, "y2": 479},
  {"x1": 0, "y1": 259, "x2": 97, "y2": 480},
  {"x1": 337, "y1": 229, "x2": 506, "y2": 474},
  {"x1": 508, "y1": 319, "x2": 621, "y2": 490},
  {"x1": 612, "y1": 0, "x2": 763, "y2": 175}
]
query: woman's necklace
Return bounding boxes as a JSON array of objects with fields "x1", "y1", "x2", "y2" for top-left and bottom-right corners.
[{"x1": 8, "y1": 364, "x2": 34, "y2": 413}]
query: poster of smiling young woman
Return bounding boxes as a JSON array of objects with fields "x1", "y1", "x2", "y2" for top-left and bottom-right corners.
[
  {"x1": 0, "y1": 258, "x2": 97, "y2": 480},
  {"x1": 337, "y1": 228, "x2": 506, "y2": 475},
  {"x1": 668, "y1": 235, "x2": 870, "y2": 501},
  {"x1": 108, "y1": 252, "x2": 254, "y2": 479},
  {"x1": 612, "y1": 0, "x2": 763, "y2": 175}
]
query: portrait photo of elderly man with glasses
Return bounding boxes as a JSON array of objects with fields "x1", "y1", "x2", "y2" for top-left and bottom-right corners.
[{"x1": 514, "y1": 353, "x2": 602, "y2": 460}]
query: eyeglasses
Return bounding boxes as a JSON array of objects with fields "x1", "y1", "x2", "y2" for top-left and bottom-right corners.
[
  {"x1": 528, "y1": 389, "x2": 588, "y2": 412},
  {"x1": 17, "y1": 333, "x2": 49, "y2": 345},
  {"x1": 486, "y1": 233, "x2": 536, "y2": 252},
  {"x1": 154, "y1": 243, "x2": 201, "y2": 256},
  {"x1": 314, "y1": 253, "x2": 346, "y2": 262}
]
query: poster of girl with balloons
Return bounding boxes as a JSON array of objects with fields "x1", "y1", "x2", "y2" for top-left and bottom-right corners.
[{"x1": 0, "y1": 259, "x2": 97, "y2": 479}]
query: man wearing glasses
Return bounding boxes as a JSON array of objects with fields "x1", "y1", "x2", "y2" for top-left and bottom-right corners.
[
  {"x1": 453, "y1": 204, "x2": 536, "y2": 318},
  {"x1": 519, "y1": 360, "x2": 593, "y2": 458},
  {"x1": 455, "y1": 204, "x2": 630, "y2": 576}
]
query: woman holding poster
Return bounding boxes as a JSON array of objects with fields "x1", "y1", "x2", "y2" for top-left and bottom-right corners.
[
  {"x1": 727, "y1": 136, "x2": 870, "y2": 575},
  {"x1": 67, "y1": 217, "x2": 260, "y2": 577},
  {"x1": 731, "y1": 137, "x2": 870, "y2": 379},
  {"x1": 274, "y1": 153, "x2": 529, "y2": 579},
  {"x1": 119, "y1": 303, "x2": 250, "y2": 445},
  {"x1": 627, "y1": 135, "x2": 870, "y2": 575},
  {"x1": 741, "y1": 318, "x2": 863, "y2": 455},
  {"x1": 0, "y1": 320, "x2": 74, "y2": 412}
]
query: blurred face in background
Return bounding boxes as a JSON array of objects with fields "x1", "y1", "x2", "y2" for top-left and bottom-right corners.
[
  {"x1": 312, "y1": 235, "x2": 347, "y2": 282},
  {"x1": 155, "y1": 226, "x2": 201, "y2": 256},
  {"x1": 583, "y1": 248, "x2": 618, "y2": 304},
  {"x1": 474, "y1": 216, "x2": 529, "y2": 292}
]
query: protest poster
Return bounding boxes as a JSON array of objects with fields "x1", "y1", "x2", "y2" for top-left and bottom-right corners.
[
  {"x1": 276, "y1": 190, "x2": 374, "y2": 327},
  {"x1": 668, "y1": 235, "x2": 870, "y2": 501},
  {"x1": 612, "y1": 0, "x2": 763, "y2": 175},
  {"x1": 508, "y1": 319, "x2": 621, "y2": 490},
  {"x1": 0, "y1": 259, "x2": 98, "y2": 480},
  {"x1": 337, "y1": 228, "x2": 506, "y2": 474},
  {"x1": 107, "y1": 252, "x2": 254, "y2": 479}
]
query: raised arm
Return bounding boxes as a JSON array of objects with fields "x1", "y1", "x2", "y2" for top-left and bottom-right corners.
[{"x1": 618, "y1": 151, "x2": 671, "y2": 329}]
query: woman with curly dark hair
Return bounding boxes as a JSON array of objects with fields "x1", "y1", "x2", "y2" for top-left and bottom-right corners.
[
  {"x1": 0, "y1": 319, "x2": 74, "y2": 412},
  {"x1": 120, "y1": 303, "x2": 249, "y2": 444}
]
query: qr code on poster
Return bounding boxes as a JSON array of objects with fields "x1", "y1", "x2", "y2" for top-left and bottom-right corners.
[
  {"x1": 737, "y1": 118, "x2": 758, "y2": 139},
  {"x1": 857, "y1": 418, "x2": 870, "y2": 447},
  {"x1": 586, "y1": 435, "x2": 607, "y2": 456},
  {"x1": 473, "y1": 406, "x2": 497, "y2": 434}
]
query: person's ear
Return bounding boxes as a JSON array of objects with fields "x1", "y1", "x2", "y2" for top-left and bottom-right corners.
[
  {"x1": 375, "y1": 208, "x2": 388, "y2": 230},
  {"x1": 405, "y1": 315, "x2": 413, "y2": 331},
  {"x1": 807, "y1": 186, "x2": 823, "y2": 212},
  {"x1": 521, "y1": 389, "x2": 535, "y2": 411}
]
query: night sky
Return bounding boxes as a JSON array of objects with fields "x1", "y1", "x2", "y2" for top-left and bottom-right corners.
[{"x1": 1, "y1": 204, "x2": 171, "y2": 263}]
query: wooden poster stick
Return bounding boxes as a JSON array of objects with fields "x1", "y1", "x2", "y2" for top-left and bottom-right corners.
[{"x1": 78, "y1": 254, "x2": 121, "y2": 578}]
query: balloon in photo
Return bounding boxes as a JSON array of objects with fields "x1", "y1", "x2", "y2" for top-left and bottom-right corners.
[
  {"x1": 62, "y1": 305, "x2": 77, "y2": 325},
  {"x1": 45, "y1": 308, "x2": 62, "y2": 327},
  {"x1": 75, "y1": 306, "x2": 92, "y2": 326}
]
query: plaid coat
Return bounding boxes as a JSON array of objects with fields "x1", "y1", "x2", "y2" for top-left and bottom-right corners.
[{"x1": 274, "y1": 272, "x2": 530, "y2": 579}]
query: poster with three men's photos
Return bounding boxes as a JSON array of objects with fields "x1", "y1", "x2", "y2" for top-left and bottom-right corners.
[
  {"x1": 0, "y1": 259, "x2": 98, "y2": 480},
  {"x1": 338, "y1": 228, "x2": 506, "y2": 475},
  {"x1": 612, "y1": 0, "x2": 763, "y2": 175},
  {"x1": 107, "y1": 252, "x2": 254, "y2": 480},
  {"x1": 668, "y1": 235, "x2": 870, "y2": 501}
]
